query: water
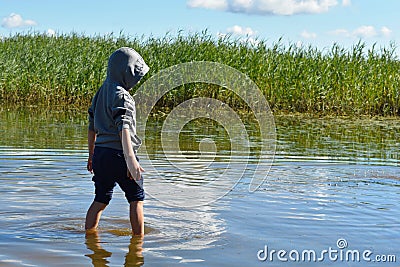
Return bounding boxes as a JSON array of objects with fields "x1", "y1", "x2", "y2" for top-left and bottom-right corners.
[{"x1": 0, "y1": 108, "x2": 399, "y2": 266}]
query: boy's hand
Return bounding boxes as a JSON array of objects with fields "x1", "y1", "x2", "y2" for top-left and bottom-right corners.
[
  {"x1": 127, "y1": 160, "x2": 145, "y2": 181},
  {"x1": 87, "y1": 157, "x2": 93, "y2": 173},
  {"x1": 87, "y1": 129, "x2": 96, "y2": 174},
  {"x1": 121, "y1": 128, "x2": 144, "y2": 181}
]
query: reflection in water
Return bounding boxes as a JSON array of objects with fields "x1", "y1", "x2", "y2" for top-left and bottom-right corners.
[
  {"x1": 0, "y1": 105, "x2": 87, "y2": 149},
  {"x1": 85, "y1": 231, "x2": 144, "y2": 267},
  {"x1": 0, "y1": 108, "x2": 399, "y2": 266},
  {"x1": 125, "y1": 237, "x2": 144, "y2": 267},
  {"x1": 1, "y1": 106, "x2": 399, "y2": 164},
  {"x1": 275, "y1": 115, "x2": 400, "y2": 163},
  {"x1": 85, "y1": 231, "x2": 112, "y2": 266},
  {"x1": 0, "y1": 147, "x2": 225, "y2": 265}
]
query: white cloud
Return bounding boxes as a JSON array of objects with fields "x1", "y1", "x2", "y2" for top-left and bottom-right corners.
[
  {"x1": 331, "y1": 25, "x2": 393, "y2": 39},
  {"x1": 218, "y1": 25, "x2": 259, "y2": 45},
  {"x1": 47, "y1": 29, "x2": 56, "y2": 37},
  {"x1": 353, "y1": 25, "x2": 377, "y2": 38},
  {"x1": 1, "y1": 13, "x2": 37, "y2": 28},
  {"x1": 187, "y1": 0, "x2": 227, "y2": 10},
  {"x1": 300, "y1": 30, "x2": 317, "y2": 39},
  {"x1": 331, "y1": 28, "x2": 350, "y2": 37},
  {"x1": 226, "y1": 25, "x2": 256, "y2": 36},
  {"x1": 380, "y1": 26, "x2": 392, "y2": 38},
  {"x1": 187, "y1": 0, "x2": 342, "y2": 15},
  {"x1": 342, "y1": 0, "x2": 351, "y2": 7}
]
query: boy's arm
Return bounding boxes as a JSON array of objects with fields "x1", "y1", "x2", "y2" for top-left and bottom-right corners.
[
  {"x1": 87, "y1": 129, "x2": 96, "y2": 173},
  {"x1": 120, "y1": 128, "x2": 144, "y2": 181}
]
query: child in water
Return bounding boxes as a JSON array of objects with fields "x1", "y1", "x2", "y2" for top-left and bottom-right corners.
[{"x1": 85, "y1": 47, "x2": 149, "y2": 235}]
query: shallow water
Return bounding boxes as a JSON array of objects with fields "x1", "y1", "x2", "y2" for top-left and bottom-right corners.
[{"x1": 0, "y1": 108, "x2": 399, "y2": 266}]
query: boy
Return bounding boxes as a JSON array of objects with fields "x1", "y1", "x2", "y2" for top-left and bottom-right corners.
[{"x1": 85, "y1": 47, "x2": 149, "y2": 236}]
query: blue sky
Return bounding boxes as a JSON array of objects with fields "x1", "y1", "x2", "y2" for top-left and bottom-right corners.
[{"x1": 1, "y1": 0, "x2": 399, "y2": 54}]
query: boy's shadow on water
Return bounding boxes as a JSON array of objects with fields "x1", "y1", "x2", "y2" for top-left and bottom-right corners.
[{"x1": 85, "y1": 231, "x2": 144, "y2": 267}]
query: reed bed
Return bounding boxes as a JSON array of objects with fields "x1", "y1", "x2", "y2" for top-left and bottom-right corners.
[{"x1": 0, "y1": 32, "x2": 399, "y2": 116}]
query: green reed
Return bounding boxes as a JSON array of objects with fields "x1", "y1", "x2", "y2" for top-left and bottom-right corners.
[{"x1": 0, "y1": 32, "x2": 399, "y2": 116}]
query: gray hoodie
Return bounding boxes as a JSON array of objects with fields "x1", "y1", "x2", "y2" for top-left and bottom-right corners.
[{"x1": 88, "y1": 47, "x2": 149, "y2": 152}]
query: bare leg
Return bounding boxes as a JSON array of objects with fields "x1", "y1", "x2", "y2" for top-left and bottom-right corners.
[
  {"x1": 130, "y1": 201, "x2": 144, "y2": 236},
  {"x1": 85, "y1": 201, "x2": 108, "y2": 231}
]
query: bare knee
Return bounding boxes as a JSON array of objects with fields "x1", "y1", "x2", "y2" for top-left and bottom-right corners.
[
  {"x1": 130, "y1": 201, "x2": 143, "y2": 209},
  {"x1": 92, "y1": 201, "x2": 108, "y2": 210}
]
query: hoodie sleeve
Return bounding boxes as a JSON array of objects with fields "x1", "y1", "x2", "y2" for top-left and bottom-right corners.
[
  {"x1": 88, "y1": 91, "x2": 98, "y2": 131},
  {"x1": 88, "y1": 108, "x2": 95, "y2": 131},
  {"x1": 112, "y1": 90, "x2": 137, "y2": 133}
]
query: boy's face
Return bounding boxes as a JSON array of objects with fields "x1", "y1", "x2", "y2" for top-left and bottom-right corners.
[{"x1": 128, "y1": 75, "x2": 142, "y2": 90}]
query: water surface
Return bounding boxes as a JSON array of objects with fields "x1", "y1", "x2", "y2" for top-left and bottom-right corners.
[{"x1": 0, "y1": 108, "x2": 399, "y2": 266}]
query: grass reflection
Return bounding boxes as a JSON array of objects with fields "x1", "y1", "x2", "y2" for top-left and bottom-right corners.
[
  {"x1": 275, "y1": 115, "x2": 400, "y2": 163},
  {"x1": 1, "y1": 106, "x2": 398, "y2": 164},
  {"x1": 0, "y1": 105, "x2": 87, "y2": 149}
]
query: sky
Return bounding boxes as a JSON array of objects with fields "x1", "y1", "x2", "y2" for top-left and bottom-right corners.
[{"x1": 1, "y1": 0, "x2": 399, "y2": 55}]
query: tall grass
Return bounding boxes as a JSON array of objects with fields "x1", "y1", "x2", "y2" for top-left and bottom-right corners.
[{"x1": 0, "y1": 32, "x2": 399, "y2": 116}]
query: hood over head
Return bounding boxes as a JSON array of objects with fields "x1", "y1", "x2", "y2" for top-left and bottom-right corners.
[{"x1": 106, "y1": 47, "x2": 149, "y2": 90}]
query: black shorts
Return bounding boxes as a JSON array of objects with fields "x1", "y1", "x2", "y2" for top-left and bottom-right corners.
[{"x1": 92, "y1": 146, "x2": 144, "y2": 204}]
